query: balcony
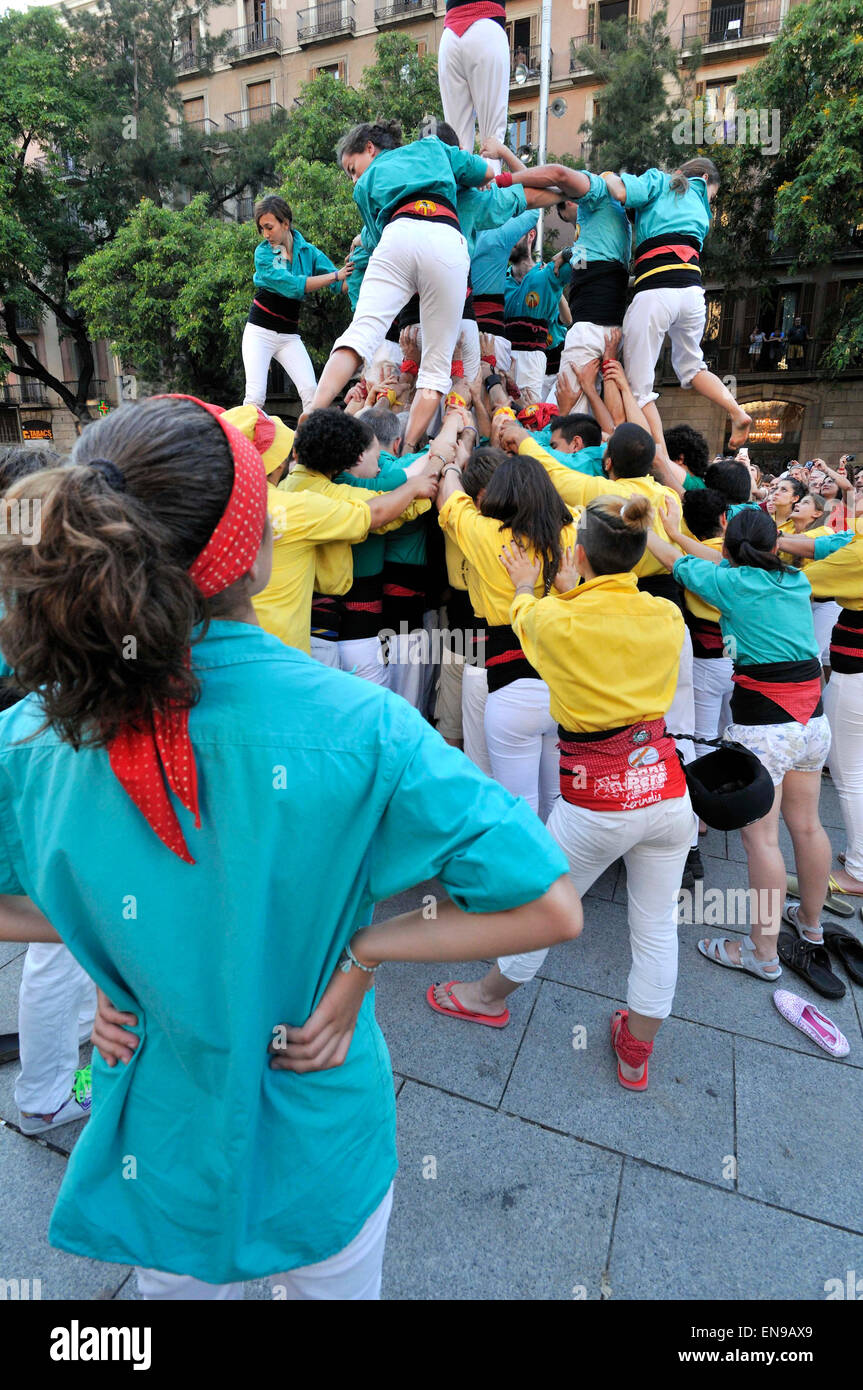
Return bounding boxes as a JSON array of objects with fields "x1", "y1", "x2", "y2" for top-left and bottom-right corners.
[
  {"x1": 174, "y1": 41, "x2": 204, "y2": 75},
  {"x1": 228, "y1": 18, "x2": 282, "y2": 63},
  {"x1": 169, "y1": 118, "x2": 220, "y2": 147},
  {"x1": 510, "y1": 45, "x2": 551, "y2": 88},
  {"x1": 225, "y1": 102, "x2": 285, "y2": 130},
  {"x1": 681, "y1": 1, "x2": 782, "y2": 49},
  {"x1": 658, "y1": 338, "x2": 858, "y2": 383},
  {"x1": 297, "y1": 0, "x2": 355, "y2": 45},
  {"x1": 236, "y1": 196, "x2": 256, "y2": 222},
  {"x1": 374, "y1": 0, "x2": 435, "y2": 25},
  {"x1": 63, "y1": 379, "x2": 108, "y2": 399},
  {"x1": 0, "y1": 381, "x2": 48, "y2": 406}
]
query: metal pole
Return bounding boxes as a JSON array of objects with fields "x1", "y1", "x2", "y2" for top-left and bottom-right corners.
[{"x1": 536, "y1": 0, "x2": 552, "y2": 259}]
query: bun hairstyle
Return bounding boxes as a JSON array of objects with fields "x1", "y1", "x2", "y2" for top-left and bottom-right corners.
[
  {"x1": 480, "y1": 452, "x2": 572, "y2": 591},
  {"x1": 254, "y1": 195, "x2": 292, "y2": 230},
  {"x1": 670, "y1": 156, "x2": 720, "y2": 196},
  {"x1": 0, "y1": 397, "x2": 247, "y2": 750},
  {"x1": 577, "y1": 494, "x2": 650, "y2": 575},
  {"x1": 724, "y1": 507, "x2": 790, "y2": 575},
  {"x1": 336, "y1": 120, "x2": 402, "y2": 163}
]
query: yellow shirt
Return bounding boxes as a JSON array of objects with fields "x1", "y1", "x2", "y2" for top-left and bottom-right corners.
[
  {"x1": 804, "y1": 537, "x2": 863, "y2": 610},
  {"x1": 510, "y1": 571, "x2": 684, "y2": 732},
  {"x1": 780, "y1": 524, "x2": 833, "y2": 569},
  {"x1": 682, "y1": 535, "x2": 724, "y2": 622},
  {"x1": 281, "y1": 465, "x2": 431, "y2": 534},
  {"x1": 518, "y1": 437, "x2": 679, "y2": 578},
  {"x1": 439, "y1": 490, "x2": 579, "y2": 626},
  {"x1": 252, "y1": 483, "x2": 370, "y2": 653}
]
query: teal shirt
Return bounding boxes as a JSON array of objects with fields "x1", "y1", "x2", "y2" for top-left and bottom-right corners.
[
  {"x1": 682, "y1": 471, "x2": 707, "y2": 492},
  {"x1": 814, "y1": 531, "x2": 855, "y2": 561},
  {"x1": 253, "y1": 229, "x2": 338, "y2": 299},
  {"x1": 534, "y1": 426, "x2": 606, "y2": 476},
  {"x1": 574, "y1": 171, "x2": 632, "y2": 267},
  {"x1": 672, "y1": 557, "x2": 819, "y2": 665},
  {"x1": 334, "y1": 459, "x2": 409, "y2": 578},
  {"x1": 726, "y1": 502, "x2": 760, "y2": 519},
  {"x1": 457, "y1": 183, "x2": 526, "y2": 259},
  {"x1": 505, "y1": 259, "x2": 573, "y2": 329},
  {"x1": 621, "y1": 168, "x2": 713, "y2": 250},
  {"x1": 0, "y1": 623, "x2": 567, "y2": 1282},
  {"x1": 472, "y1": 209, "x2": 539, "y2": 296},
  {"x1": 353, "y1": 137, "x2": 489, "y2": 249}
]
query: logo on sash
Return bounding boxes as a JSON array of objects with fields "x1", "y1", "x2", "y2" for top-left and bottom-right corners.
[{"x1": 413, "y1": 200, "x2": 437, "y2": 216}]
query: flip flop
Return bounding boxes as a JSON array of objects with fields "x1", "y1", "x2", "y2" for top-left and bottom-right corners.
[
  {"x1": 822, "y1": 925, "x2": 863, "y2": 986},
  {"x1": 786, "y1": 873, "x2": 854, "y2": 918},
  {"x1": 772, "y1": 990, "x2": 850, "y2": 1057},
  {"x1": 777, "y1": 931, "x2": 845, "y2": 1000},
  {"x1": 610, "y1": 1009, "x2": 648, "y2": 1092},
  {"x1": 425, "y1": 982, "x2": 510, "y2": 1029}
]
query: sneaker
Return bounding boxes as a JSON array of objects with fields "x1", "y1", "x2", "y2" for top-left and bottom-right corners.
[
  {"x1": 19, "y1": 1064, "x2": 92, "y2": 1135},
  {"x1": 686, "y1": 847, "x2": 705, "y2": 881}
]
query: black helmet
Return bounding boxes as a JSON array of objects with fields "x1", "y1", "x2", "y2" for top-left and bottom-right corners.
[{"x1": 683, "y1": 742, "x2": 774, "y2": 831}]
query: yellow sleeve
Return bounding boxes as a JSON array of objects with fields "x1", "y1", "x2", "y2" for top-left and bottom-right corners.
[
  {"x1": 314, "y1": 544, "x2": 354, "y2": 596},
  {"x1": 518, "y1": 437, "x2": 607, "y2": 508},
  {"x1": 804, "y1": 540, "x2": 863, "y2": 606},
  {"x1": 510, "y1": 591, "x2": 541, "y2": 669},
  {"x1": 438, "y1": 491, "x2": 501, "y2": 587},
  {"x1": 370, "y1": 495, "x2": 431, "y2": 535},
  {"x1": 271, "y1": 490, "x2": 370, "y2": 545}
]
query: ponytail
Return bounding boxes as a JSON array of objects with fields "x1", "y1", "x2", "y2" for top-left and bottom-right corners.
[
  {"x1": 724, "y1": 507, "x2": 790, "y2": 575},
  {"x1": 670, "y1": 157, "x2": 720, "y2": 196},
  {"x1": 0, "y1": 398, "x2": 242, "y2": 749}
]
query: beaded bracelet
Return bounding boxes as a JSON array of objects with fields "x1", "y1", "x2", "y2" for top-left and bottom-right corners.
[{"x1": 340, "y1": 942, "x2": 377, "y2": 975}]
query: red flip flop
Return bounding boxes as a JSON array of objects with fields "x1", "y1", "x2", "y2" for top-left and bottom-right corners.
[
  {"x1": 610, "y1": 1009, "x2": 649, "y2": 1092},
  {"x1": 425, "y1": 982, "x2": 510, "y2": 1029}
]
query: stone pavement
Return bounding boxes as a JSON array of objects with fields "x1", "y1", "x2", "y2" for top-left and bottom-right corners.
[{"x1": 2, "y1": 777, "x2": 862, "y2": 1301}]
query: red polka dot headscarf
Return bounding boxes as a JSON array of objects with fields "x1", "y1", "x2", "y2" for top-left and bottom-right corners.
[{"x1": 107, "y1": 395, "x2": 268, "y2": 864}]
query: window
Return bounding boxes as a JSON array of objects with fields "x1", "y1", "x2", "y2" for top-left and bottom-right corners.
[
  {"x1": 247, "y1": 79, "x2": 272, "y2": 115},
  {"x1": 183, "y1": 97, "x2": 205, "y2": 124},
  {"x1": 311, "y1": 59, "x2": 347, "y2": 80},
  {"x1": 415, "y1": 38, "x2": 428, "y2": 57},
  {"x1": 508, "y1": 111, "x2": 533, "y2": 150},
  {"x1": 704, "y1": 78, "x2": 736, "y2": 121}
]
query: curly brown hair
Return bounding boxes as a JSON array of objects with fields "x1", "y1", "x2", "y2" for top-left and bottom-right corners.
[{"x1": 0, "y1": 397, "x2": 250, "y2": 749}]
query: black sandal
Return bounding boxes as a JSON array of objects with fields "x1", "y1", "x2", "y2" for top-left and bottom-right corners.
[
  {"x1": 777, "y1": 932, "x2": 846, "y2": 1000},
  {"x1": 822, "y1": 925, "x2": 863, "y2": 986},
  {"x1": 0, "y1": 1032, "x2": 20, "y2": 1065}
]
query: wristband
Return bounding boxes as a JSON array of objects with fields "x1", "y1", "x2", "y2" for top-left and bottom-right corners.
[
  {"x1": 481, "y1": 355, "x2": 497, "y2": 370},
  {"x1": 495, "y1": 171, "x2": 513, "y2": 187},
  {"x1": 493, "y1": 405, "x2": 517, "y2": 420},
  {"x1": 445, "y1": 392, "x2": 467, "y2": 410},
  {"x1": 450, "y1": 359, "x2": 464, "y2": 379},
  {"x1": 340, "y1": 942, "x2": 377, "y2": 975},
  {"x1": 484, "y1": 372, "x2": 503, "y2": 391},
  {"x1": 385, "y1": 389, "x2": 399, "y2": 408},
  {"x1": 441, "y1": 465, "x2": 462, "y2": 477},
  {"x1": 400, "y1": 358, "x2": 419, "y2": 377}
]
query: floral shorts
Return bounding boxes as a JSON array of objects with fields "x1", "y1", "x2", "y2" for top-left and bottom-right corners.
[{"x1": 724, "y1": 715, "x2": 832, "y2": 786}]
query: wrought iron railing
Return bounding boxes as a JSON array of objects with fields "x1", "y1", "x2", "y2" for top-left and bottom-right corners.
[
  {"x1": 228, "y1": 18, "x2": 282, "y2": 58},
  {"x1": 297, "y1": 0, "x2": 356, "y2": 44},
  {"x1": 225, "y1": 102, "x2": 285, "y2": 129}
]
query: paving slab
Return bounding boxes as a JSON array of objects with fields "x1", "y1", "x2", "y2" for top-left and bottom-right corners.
[
  {"x1": 735, "y1": 1036, "x2": 863, "y2": 1234},
  {"x1": 610, "y1": 1159, "x2": 863, "y2": 1300},
  {"x1": 0, "y1": 1124, "x2": 130, "y2": 1299},
  {"x1": 373, "y1": 959, "x2": 539, "y2": 1106},
  {"x1": 0, "y1": 942, "x2": 25, "y2": 970},
  {"x1": 502, "y1": 981, "x2": 735, "y2": 1186},
  {"x1": 383, "y1": 1081, "x2": 621, "y2": 1300},
  {"x1": 0, "y1": 950, "x2": 24, "y2": 1034}
]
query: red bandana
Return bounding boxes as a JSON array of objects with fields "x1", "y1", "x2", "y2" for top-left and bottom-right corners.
[
  {"x1": 107, "y1": 395, "x2": 268, "y2": 864},
  {"x1": 517, "y1": 402, "x2": 560, "y2": 431}
]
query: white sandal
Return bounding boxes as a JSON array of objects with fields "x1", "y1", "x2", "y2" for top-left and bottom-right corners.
[{"x1": 698, "y1": 935, "x2": 782, "y2": 981}]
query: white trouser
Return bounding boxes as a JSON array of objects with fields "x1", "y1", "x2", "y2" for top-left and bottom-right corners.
[
  {"x1": 462, "y1": 662, "x2": 491, "y2": 775},
  {"x1": 498, "y1": 793, "x2": 694, "y2": 1017},
  {"x1": 370, "y1": 339, "x2": 403, "y2": 379},
  {"x1": 339, "y1": 635, "x2": 389, "y2": 687},
  {"x1": 310, "y1": 636, "x2": 339, "y2": 668},
  {"x1": 824, "y1": 672, "x2": 863, "y2": 881},
  {"x1": 15, "y1": 944, "x2": 96, "y2": 1115},
  {"x1": 387, "y1": 612, "x2": 438, "y2": 713},
  {"x1": 438, "y1": 20, "x2": 509, "y2": 167},
  {"x1": 492, "y1": 335, "x2": 513, "y2": 378},
  {"x1": 547, "y1": 320, "x2": 621, "y2": 411},
  {"x1": 484, "y1": 678, "x2": 558, "y2": 821},
  {"x1": 813, "y1": 600, "x2": 841, "y2": 665},
  {"x1": 511, "y1": 349, "x2": 547, "y2": 397},
  {"x1": 242, "y1": 322, "x2": 317, "y2": 412},
  {"x1": 692, "y1": 654, "x2": 734, "y2": 757},
  {"x1": 136, "y1": 1184, "x2": 393, "y2": 1302},
  {"x1": 459, "y1": 318, "x2": 480, "y2": 382},
  {"x1": 622, "y1": 285, "x2": 707, "y2": 407},
  {"x1": 664, "y1": 626, "x2": 698, "y2": 846},
  {"x1": 334, "y1": 220, "x2": 469, "y2": 395}
]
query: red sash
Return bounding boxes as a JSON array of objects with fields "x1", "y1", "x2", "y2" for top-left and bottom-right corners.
[
  {"x1": 558, "y1": 719, "x2": 687, "y2": 813},
  {"x1": 731, "y1": 673, "x2": 822, "y2": 725}
]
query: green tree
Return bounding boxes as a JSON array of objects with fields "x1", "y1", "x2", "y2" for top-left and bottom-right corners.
[
  {"x1": 574, "y1": 10, "x2": 699, "y2": 174},
  {"x1": 707, "y1": 0, "x2": 863, "y2": 374}
]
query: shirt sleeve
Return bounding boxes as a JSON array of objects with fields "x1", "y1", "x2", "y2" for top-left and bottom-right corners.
[
  {"x1": 367, "y1": 699, "x2": 568, "y2": 911},
  {"x1": 446, "y1": 145, "x2": 491, "y2": 190},
  {"x1": 252, "y1": 243, "x2": 307, "y2": 299},
  {"x1": 672, "y1": 554, "x2": 728, "y2": 608},
  {"x1": 470, "y1": 184, "x2": 528, "y2": 233},
  {"x1": 518, "y1": 437, "x2": 602, "y2": 508},
  {"x1": 578, "y1": 170, "x2": 610, "y2": 212},
  {"x1": 310, "y1": 242, "x2": 340, "y2": 294},
  {"x1": 813, "y1": 531, "x2": 855, "y2": 561},
  {"x1": 682, "y1": 472, "x2": 707, "y2": 491},
  {"x1": 805, "y1": 541, "x2": 863, "y2": 603},
  {"x1": 620, "y1": 168, "x2": 667, "y2": 209},
  {"x1": 283, "y1": 491, "x2": 370, "y2": 546}
]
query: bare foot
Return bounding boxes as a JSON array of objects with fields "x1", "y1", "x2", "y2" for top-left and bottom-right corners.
[
  {"x1": 431, "y1": 979, "x2": 508, "y2": 1017},
  {"x1": 728, "y1": 411, "x2": 752, "y2": 449}
]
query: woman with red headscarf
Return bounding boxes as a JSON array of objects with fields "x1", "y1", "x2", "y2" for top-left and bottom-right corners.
[{"x1": 0, "y1": 394, "x2": 578, "y2": 1299}]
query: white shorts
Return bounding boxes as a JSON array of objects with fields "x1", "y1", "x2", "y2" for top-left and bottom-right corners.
[{"x1": 724, "y1": 715, "x2": 832, "y2": 786}]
